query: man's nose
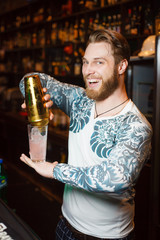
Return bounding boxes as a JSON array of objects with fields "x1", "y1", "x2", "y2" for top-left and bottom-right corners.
[{"x1": 83, "y1": 63, "x2": 95, "y2": 75}]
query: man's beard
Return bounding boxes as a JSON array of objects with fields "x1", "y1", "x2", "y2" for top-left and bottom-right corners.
[{"x1": 84, "y1": 68, "x2": 119, "y2": 101}]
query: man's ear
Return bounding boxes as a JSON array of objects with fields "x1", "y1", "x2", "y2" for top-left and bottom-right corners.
[{"x1": 118, "y1": 59, "x2": 128, "y2": 74}]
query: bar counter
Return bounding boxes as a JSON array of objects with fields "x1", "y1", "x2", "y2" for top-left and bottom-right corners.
[{"x1": 0, "y1": 198, "x2": 40, "y2": 240}]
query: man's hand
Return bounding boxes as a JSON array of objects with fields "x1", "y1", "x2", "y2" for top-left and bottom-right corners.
[
  {"x1": 21, "y1": 88, "x2": 54, "y2": 120},
  {"x1": 20, "y1": 154, "x2": 58, "y2": 179},
  {"x1": 43, "y1": 87, "x2": 53, "y2": 108}
]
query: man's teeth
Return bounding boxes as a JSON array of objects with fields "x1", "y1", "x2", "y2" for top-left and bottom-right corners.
[{"x1": 89, "y1": 79, "x2": 98, "y2": 83}]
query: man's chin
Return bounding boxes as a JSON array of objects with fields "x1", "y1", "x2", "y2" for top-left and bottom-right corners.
[
  {"x1": 85, "y1": 87, "x2": 113, "y2": 101},
  {"x1": 85, "y1": 88, "x2": 100, "y2": 100}
]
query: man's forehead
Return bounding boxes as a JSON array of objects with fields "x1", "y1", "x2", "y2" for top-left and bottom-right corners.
[{"x1": 84, "y1": 42, "x2": 113, "y2": 59}]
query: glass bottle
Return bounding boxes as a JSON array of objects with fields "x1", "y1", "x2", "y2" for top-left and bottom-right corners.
[
  {"x1": 0, "y1": 158, "x2": 7, "y2": 203},
  {"x1": 155, "y1": 9, "x2": 160, "y2": 35}
]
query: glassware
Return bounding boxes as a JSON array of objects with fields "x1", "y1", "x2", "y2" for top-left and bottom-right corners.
[{"x1": 27, "y1": 124, "x2": 48, "y2": 163}]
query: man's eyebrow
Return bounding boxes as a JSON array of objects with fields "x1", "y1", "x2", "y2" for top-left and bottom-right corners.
[
  {"x1": 82, "y1": 57, "x2": 107, "y2": 61},
  {"x1": 93, "y1": 57, "x2": 107, "y2": 61}
]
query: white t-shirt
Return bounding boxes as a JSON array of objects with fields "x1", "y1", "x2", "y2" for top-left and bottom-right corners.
[{"x1": 20, "y1": 73, "x2": 152, "y2": 239}]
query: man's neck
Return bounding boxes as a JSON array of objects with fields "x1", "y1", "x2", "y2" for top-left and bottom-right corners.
[{"x1": 95, "y1": 90, "x2": 129, "y2": 118}]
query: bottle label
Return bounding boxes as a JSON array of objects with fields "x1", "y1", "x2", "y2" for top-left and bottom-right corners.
[{"x1": 0, "y1": 176, "x2": 7, "y2": 189}]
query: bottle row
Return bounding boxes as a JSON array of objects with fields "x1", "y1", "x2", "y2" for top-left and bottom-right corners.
[
  {"x1": 1, "y1": 12, "x2": 119, "y2": 50},
  {"x1": 0, "y1": 3, "x2": 154, "y2": 52},
  {"x1": 0, "y1": 0, "x2": 126, "y2": 33},
  {"x1": 0, "y1": 43, "x2": 84, "y2": 77}
]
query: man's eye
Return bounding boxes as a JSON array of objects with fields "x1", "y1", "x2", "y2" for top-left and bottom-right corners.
[
  {"x1": 82, "y1": 60, "x2": 88, "y2": 64},
  {"x1": 97, "y1": 61, "x2": 103, "y2": 65}
]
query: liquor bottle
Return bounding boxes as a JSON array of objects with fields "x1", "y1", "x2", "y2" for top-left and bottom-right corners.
[
  {"x1": 155, "y1": 9, "x2": 160, "y2": 35},
  {"x1": 32, "y1": 33, "x2": 37, "y2": 46},
  {"x1": 116, "y1": 14, "x2": 121, "y2": 33},
  {"x1": 112, "y1": 15, "x2": 117, "y2": 31},
  {"x1": 88, "y1": 17, "x2": 94, "y2": 37},
  {"x1": 51, "y1": 23, "x2": 58, "y2": 45},
  {"x1": 102, "y1": 15, "x2": 107, "y2": 29},
  {"x1": 38, "y1": 28, "x2": 45, "y2": 46},
  {"x1": 62, "y1": 0, "x2": 72, "y2": 16},
  {"x1": 136, "y1": 5, "x2": 142, "y2": 35},
  {"x1": 74, "y1": 51, "x2": 81, "y2": 76},
  {"x1": 0, "y1": 21, "x2": 5, "y2": 33},
  {"x1": 77, "y1": 0, "x2": 85, "y2": 11},
  {"x1": 93, "y1": 0, "x2": 100, "y2": 8},
  {"x1": 79, "y1": 18, "x2": 85, "y2": 43},
  {"x1": 60, "y1": 24, "x2": 65, "y2": 45},
  {"x1": 131, "y1": 7, "x2": 138, "y2": 35},
  {"x1": 46, "y1": 8, "x2": 52, "y2": 22},
  {"x1": 101, "y1": 0, "x2": 108, "y2": 7},
  {"x1": 0, "y1": 158, "x2": 7, "y2": 203},
  {"x1": 69, "y1": 23, "x2": 74, "y2": 42},
  {"x1": 106, "y1": 16, "x2": 112, "y2": 30},
  {"x1": 64, "y1": 21, "x2": 70, "y2": 43},
  {"x1": 93, "y1": 13, "x2": 100, "y2": 30},
  {"x1": 85, "y1": 0, "x2": 94, "y2": 10},
  {"x1": 143, "y1": 4, "x2": 153, "y2": 35},
  {"x1": 74, "y1": 19, "x2": 79, "y2": 43},
  {"x1": 125, "y1": 8, "x2": 132, "y2": 35}
]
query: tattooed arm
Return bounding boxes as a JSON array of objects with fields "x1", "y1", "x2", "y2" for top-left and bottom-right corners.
[
  {"x1": 19, "y1": 72, "x2": 85, "y2": 117},
  {"x1": 53, "y1": 115, "x2": 152, "y2": 193}
]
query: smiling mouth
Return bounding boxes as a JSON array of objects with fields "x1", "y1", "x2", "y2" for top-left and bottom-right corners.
[
  {"x1": 89, "y1": 79, "x2": 98, "y2": 83},
  {"x1": 87, "y1": 79, "x2": 101, "y2": 88}
]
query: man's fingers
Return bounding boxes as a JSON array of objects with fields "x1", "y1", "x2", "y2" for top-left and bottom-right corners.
[
  {"x1": 45, "y1": 100, "x2": 53, "y2": 108},
  {"x1": 43, "y1": 88, "x2": 47, "y2": 93},
  {"x1": 21, "y1": 102, "x2": 26, "y2": 109},
  {"x1": 20, "y1": 154, "x2": 35, "y2": 169},
  {"x1": 49, "y1": 110, "x2": 54, "y2": 120},
  {"x1": 44, "y1": 93, "x2": 50, "y2": 101}
]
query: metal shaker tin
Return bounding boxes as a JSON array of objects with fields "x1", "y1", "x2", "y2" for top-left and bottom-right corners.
[{"x1": 24, "y1": 74, "x2": 49, "y2": 127}]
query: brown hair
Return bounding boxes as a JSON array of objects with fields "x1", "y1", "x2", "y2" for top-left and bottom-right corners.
[{"x1": 87, "y1": 29, "x2": 130, "y2": 65}]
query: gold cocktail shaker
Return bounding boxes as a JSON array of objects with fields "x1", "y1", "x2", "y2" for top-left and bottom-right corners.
[{"x1": 24, "y1": 74, "x2": 49, "y2": 127}]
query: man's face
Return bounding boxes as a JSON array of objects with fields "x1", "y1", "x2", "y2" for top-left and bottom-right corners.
[{"x1": 82, "y1": 42, "x2": 119, "y2": 101}]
